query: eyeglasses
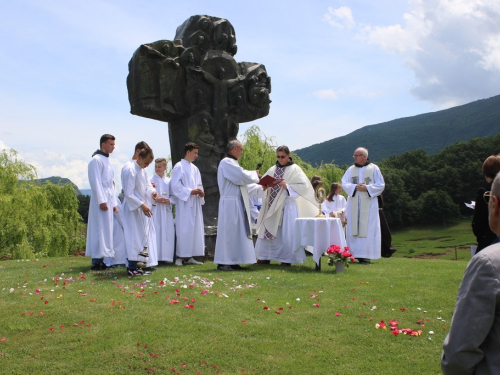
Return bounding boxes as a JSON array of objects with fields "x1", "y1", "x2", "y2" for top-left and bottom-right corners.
[
  {"x1": 484, "y1": 191, "x2": 493, "y2": 204},
  {"x1": 276, "y1": 155, "x2": 287, "y2": 159}
]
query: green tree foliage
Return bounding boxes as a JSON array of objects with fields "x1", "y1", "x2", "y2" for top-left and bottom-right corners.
[
  {"x1": 77, "y1": 195, "x2": 90, "y2": 223},
  {"x1": 0, "y1": 149, "x2": 81, "y2": 259},
  {"x1": 415, "y1": 190, "x2": 458, "y2": 225},
  {"x1": 380, "y1": 134, "x2": 500, "y2": 228},
  {"x1": 239, "y1": 125, "x2": 278, "y2": 173}
]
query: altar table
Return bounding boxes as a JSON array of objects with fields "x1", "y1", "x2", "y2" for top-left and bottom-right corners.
[{"x1": 293, "y1": 217, "x2": 347, "y2": 271}]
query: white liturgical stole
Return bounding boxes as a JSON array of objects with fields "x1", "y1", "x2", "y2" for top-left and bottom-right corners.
[{"x1": 350, "y1": 164, "x2": 374, "y2": 237}]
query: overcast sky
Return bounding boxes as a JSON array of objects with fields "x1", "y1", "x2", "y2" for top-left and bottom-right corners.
[{"x1": 1, "y1": 0, "x2": 499, "y2": 190}]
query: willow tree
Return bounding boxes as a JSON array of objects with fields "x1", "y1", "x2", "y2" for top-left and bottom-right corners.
[{"x1": 0, "y1": 149, "x2": 81, "y2": 259}]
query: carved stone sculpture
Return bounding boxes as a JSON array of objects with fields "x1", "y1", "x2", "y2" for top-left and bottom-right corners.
[{"x1": 127, "y1": 15, "x2": 271, "y2": 228}]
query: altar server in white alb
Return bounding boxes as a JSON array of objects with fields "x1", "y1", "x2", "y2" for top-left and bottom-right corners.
[
  {"x1": 86, "y1": 134, "x2": 118, "y2": 271},
  {"x1": 122, "y1": 147, "x2": 158, "y2": 276},
  {"x1": 151, "y1": 157, "x2": 176, "y2": 264},
  {"x1": 341, "y1": 147, "x2": 385, "y2": 264},
  {"x1": 255, "y1": 145, "x2": 317, "y2": 266},
  {"x1": 214, "y1": 140, "x2": 260, "y2": 271},
  {"x1": 170, "y1": 142, "x2": 205, "y2": 267}
]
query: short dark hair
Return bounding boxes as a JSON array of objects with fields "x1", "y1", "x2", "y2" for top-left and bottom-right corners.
[
  {"x1": 100, "y1": 134, "x2": 115, "y2": 147},
  {"x1": 276, "y1": 145, "x2": 290, "y2": 155},
  {"x1": 135, "y1": 141, "x2": 150, "y2": 152},
  {"x1": 184, "y1": 142, "x2": 199, "y2": 154},
  {"x1": 138, "y1": 148, "x2": 154, "y2": 160},
  {"x1": 483, "y1": 155, "x2": 500, "y2": 180}
]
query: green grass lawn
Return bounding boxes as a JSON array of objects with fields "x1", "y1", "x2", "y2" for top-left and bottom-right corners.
[
  {"x1": 392, "y1": 218, "x2": 476, "y2": 260},
  {"x1": 0, "y1": 254, "x2": 468, "y2": 375}
]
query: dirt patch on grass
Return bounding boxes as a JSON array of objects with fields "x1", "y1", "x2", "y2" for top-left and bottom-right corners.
[
  {"x1": 413, "y1": 246, "x2": 471, "y2": 259},
  {"x1": 407, "y1": 236, "x2": 453, "y2": 241}
]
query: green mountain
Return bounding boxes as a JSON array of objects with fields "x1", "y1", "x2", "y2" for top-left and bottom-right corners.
[
  {"x1": 34, "y1": 176, "x2": 82, "y2": 195},
  {"x1": 294, "y1": 94, "x2": 500, "y2": 166}
]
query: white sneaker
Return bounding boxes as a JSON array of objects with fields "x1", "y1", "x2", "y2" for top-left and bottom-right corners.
[
  {"x1": 185, "y1": 257, "x2": 203, "y2": 265},
  {"x1": 175, "y1": 258, "x2": 183, "y2": 267}
]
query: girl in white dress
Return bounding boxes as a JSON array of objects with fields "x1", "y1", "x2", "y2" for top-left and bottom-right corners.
[{"x1": 322, "y1": 183, "x2": 347, "y2": 220}]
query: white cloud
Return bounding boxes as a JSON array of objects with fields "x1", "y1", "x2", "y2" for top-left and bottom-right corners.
[
  {"x1": 328, "y1": 0, "x2": 500, "y2": 108},
  {"x1": 323, "y1": 6, "x2": 355, "y2": 29},
  {"x1": 314, "y1": 89, "x2": 340, "y2": 100},
  {"x1": 473, "y1": 36, "x2": 500, "y2": 72},
  {"x1": 361, "y1": 90, "x2": 385, "y2": 98},
  {"x1": 313, "y1": 89, "x2": 384, "y2": 100}
]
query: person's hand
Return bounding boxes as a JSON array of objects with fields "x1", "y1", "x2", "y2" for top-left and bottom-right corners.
[
  {"x1": 152, "y1": 191, "x2": 158, "y2": 200},
  {"x1": 141, "y1": 203, "x2": 152, "y2": 217},
  {"x1": 113, "y1": 206, "x2": 119, "y2": 213},
  {"x1": 151, "y1": 182, "x2": 157, "y2": 188},
  {"x1": 278, "y1": 180, "x2": 287, "y2": 189},
  {"x1": 191, "y1": 188, "x2": 204, "y2": 197},
  {"x1": 356, "y1": 183, "x2": 368, "y2": 192},
  {"x1": 99, "y1": 202, "x2": 109, "y2": 211},
  {"x1": 329, "y1": 212, "x2": 335, "y2": 217}
]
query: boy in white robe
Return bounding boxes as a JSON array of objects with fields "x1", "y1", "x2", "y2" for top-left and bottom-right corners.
[
  {"x1": 214, "y1": 140, "x2": 260, "y2": 271},
  {"x1": 170, "y1": 142, "x2": 205, "y2": 266},
  {"x1": 86, "y1": 134, "x2": 118, "y2": 271},
  {"x1": 341, "y1": 147, "x2": 385, "y2": 264},
  {"x1": 151, "y1": 158, "x2": 176, "y2": 263},
  {"x1": 122, "y1": 148, "x2": 158, "y2": 276}
]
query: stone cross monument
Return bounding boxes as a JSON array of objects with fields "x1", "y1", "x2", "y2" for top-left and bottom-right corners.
[{"x1": 127, "y1": 15, "x2": 271, "y2": 231}]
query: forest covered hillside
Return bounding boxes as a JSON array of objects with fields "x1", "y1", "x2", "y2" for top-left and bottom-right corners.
[{"x1": 295, "y1": 94, "x2": 500, "y2": 166}]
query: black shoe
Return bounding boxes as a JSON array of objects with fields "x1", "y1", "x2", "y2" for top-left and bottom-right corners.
[
  {"x1": 358, "y1": 258, "x2": 371, "y2": 265},
  {"x1": 90, "y1": 263, "x2": 101, "y2": 271},
  {"x1": 143, "y1": 267, "x2": 158, "y2": 272},
  {"x1": 280, "y1": 262, "x2": 291, "y2": 267},
  {"x1": 256, "y1": 259, "x2": 271, "y2": 265},
  {"x1": 230, "y1": 264, "x2": 245, "y2": 270},
  {"x1": 91, "y1": 262, "x2": 109, "y2": 271},
  {"x1": 217, "y1": 264, "x2": 233, "y2": 271}
]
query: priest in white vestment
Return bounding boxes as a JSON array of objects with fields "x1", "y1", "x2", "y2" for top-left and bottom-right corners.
[
  {"x1": 255, "y1": 145, "x2": 318, "y2": 266},
  {"x1": 170, "y1": 143, "x2": 205, "y2": 267},
  {"x1": 214, "y1": 140, "x2": 260, "y2": 271},
  {"x1": 341, "y1": 147, "x2": 385, "y2": 264},
  {"x1": 86, "y1": 134, "x2": 118, "y2": 271},
  {"x1": 122, "y1": 148, "x2": 158, "y2": 276},
  {"x1": 151, "y1": 158, "x2": 176, "y2": 263}
]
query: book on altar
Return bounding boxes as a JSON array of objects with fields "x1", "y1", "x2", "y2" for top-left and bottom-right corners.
[{"x1": 258, "y1": 175, "x2": 283, "y2": 187}]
